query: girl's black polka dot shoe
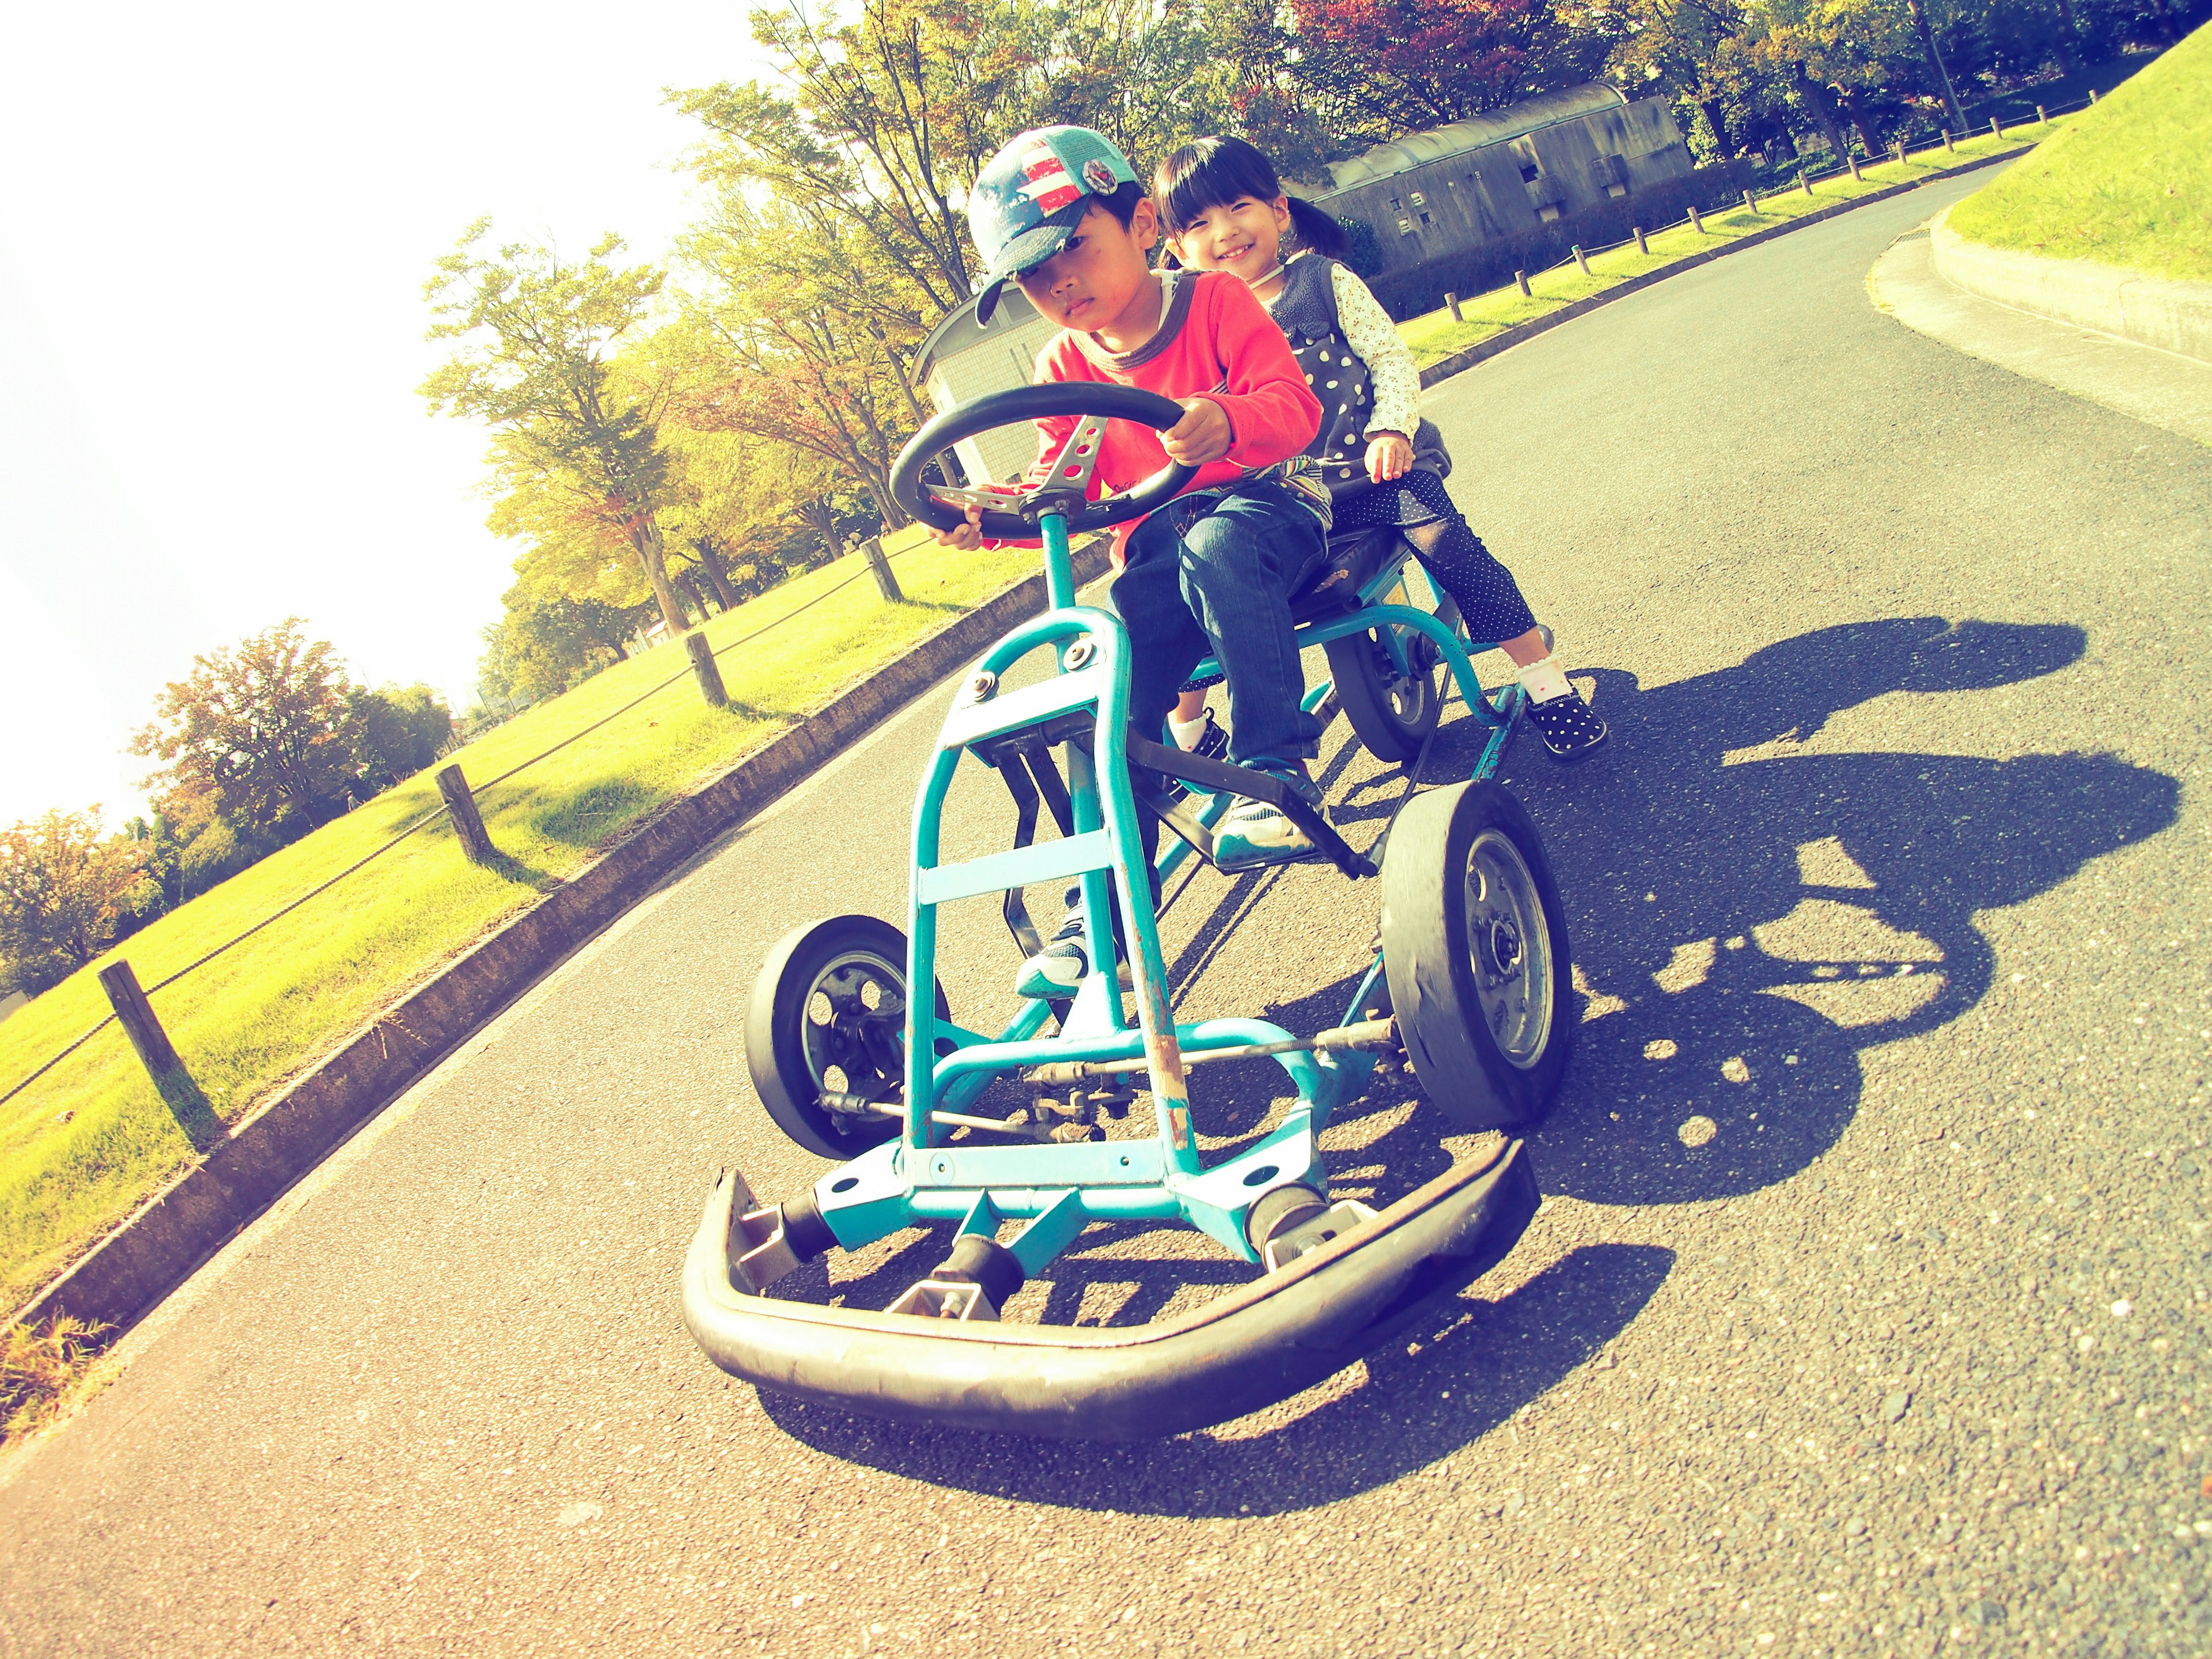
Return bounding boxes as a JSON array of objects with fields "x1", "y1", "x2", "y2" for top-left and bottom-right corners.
[{"x1": 1525, "y1": 687, "x2": 1608, "y2": 763}]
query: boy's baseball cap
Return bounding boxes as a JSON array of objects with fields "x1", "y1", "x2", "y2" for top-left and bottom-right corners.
[{"x1": 969, "y1": 126, "x2": 1139, "y2": 323}]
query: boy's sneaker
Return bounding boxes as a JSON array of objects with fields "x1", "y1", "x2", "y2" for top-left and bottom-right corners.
[
  {"x1": 1165, "y1": 712, "x2": 1230, "y2": 798},
  {"x1": 1014, "y1": 889, "x2": 1132, "y2": 999},
  {"x1": 1213, "y1": 763, "x2": 1324, "y2": 871},
  {"x1": 1525, "y1": 685, "x2": 1608, "y2": 763}
]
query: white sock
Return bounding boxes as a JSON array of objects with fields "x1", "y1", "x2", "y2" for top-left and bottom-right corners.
[
  {"x1": 1517, "y1": 656, "x2": 1572, "y2": 704},
  {"x1": 1171, "y1": 713, "x2": 1210, "y2": 749}
]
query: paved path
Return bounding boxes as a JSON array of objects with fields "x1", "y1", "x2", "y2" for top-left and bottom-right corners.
[{"x1": 4, "y1": 173, "x2": 2207, "y2": 1658}]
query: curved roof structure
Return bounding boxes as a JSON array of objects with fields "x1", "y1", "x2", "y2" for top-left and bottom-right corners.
[
  {"x1": 1313, "y1": 84, "x2": 1629, "y2": 196},
  {"x1": 914, "y1": 286, "x2": 1040, "y2": 383}
]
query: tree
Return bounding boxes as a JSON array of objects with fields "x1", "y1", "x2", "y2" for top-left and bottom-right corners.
[
  {"x1": 421, "y1": 224, "x2": 694, "y2": 637},
  {"x1": 349, "y1": 684, "x2": 453, "y2": 793},
  {"x1": 1288, "y1": 0, "x2": 1612, "y2": 137},
  {"x1": 478, "y1": 594, "x2": 639, "y2": 704},
  {"x1": 130, "y1": 620, "x2": 363, "y2": 838},
  {"x1": 0, "y1": 810, "x2": 150, "y2": 995}
]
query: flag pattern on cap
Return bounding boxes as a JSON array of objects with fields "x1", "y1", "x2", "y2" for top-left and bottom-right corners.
[{"x1": 1016, "y1": 135, "x2": 1084, "y2": 218}]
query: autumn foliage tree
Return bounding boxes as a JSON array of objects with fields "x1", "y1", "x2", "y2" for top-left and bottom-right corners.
[
  {"x1": 0, "y1": 811, "x2": 150, "y2": 995},
  {"x1": 130, "y1": 620, "x2": 366, "y2": 838},
  {"x1": 1287, "y1": 0, "x2": 1611, "y2": 136}
]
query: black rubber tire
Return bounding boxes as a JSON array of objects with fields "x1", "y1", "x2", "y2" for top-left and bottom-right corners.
[
  {"x1": 1378, "y1": 782, "x2": 1573, "y2": 1129},
  {"x1": 1323, "y1": 588, "x2": 1456, "y2": 764},
  {"x1": 746, "y1": 915, "x2": 949, "y2": 1161}
]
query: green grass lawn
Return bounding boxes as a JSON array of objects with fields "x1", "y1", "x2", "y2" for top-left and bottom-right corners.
[
  {"x1": 1400, "y1": 119, "x2": 2077, "y2": 369},
  {"x1": 0, "y1": 530, "x2": 1035, "y2": 1309},
  {"x1": 1945, "y1": 24, "x2": 2210, "y2": 282}
]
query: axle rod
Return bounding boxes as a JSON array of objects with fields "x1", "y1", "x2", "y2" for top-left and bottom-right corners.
[{"x1": 1023, "y1": 1017, "x2": 1400, "y2": 1087}]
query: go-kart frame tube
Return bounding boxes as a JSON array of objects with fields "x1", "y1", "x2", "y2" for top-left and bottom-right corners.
[
  {"x1": 684, "y1": 1137, "x2": 1540, "y2": 1439},
  {"x1": 902, "y1": 511, "x2": 1202, "y2": 1171}
]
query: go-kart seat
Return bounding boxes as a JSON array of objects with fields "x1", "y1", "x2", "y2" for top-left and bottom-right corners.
[{"x1": 1288, "y1": 527, "x2": 1407, "y2": 626}]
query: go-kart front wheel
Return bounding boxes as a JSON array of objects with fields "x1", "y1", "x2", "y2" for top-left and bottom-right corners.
[
  {"x1": 1380, "y1": 782, "x2": 1573, "y2": 1128},
  {"x1": 746, "y1": 915, "x2": 947, "y2": 1160}
]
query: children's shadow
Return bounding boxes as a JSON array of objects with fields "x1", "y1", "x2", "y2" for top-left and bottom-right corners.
[
  {"x1": 757, "y1": 1241, "x2": 1673, "y2": 1514},
  {"x1": 1467, "y1": 617, "x2": 2180, "y2": 1203}
]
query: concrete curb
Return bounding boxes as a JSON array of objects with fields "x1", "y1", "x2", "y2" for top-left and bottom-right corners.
[
  {"x1": 12, "y1": 543, "x2": 1108, "y2": 1339},
  {"x1": 1416, "y1": 147, "x2": 2033, "y2": 389},
  {"x1": 1929, "y1": 206, "x2": 2212, "y2": 365}
]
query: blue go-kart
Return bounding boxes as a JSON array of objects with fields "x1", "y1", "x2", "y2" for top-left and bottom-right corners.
[{"x1": 682, "y1": 385, "x2": 1575, "y2": 1439}]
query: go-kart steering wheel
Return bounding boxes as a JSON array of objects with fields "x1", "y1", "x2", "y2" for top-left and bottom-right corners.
[{"x1": 889, "y1": 383, "x2": 1197, "y2": 543}]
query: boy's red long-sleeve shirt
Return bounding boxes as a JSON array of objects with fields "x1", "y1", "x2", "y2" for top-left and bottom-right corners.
[{"x1": 1005, "y1": 270, "x2": 1325, "y2": 555}]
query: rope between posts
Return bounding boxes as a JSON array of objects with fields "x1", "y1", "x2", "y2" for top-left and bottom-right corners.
[{"x1": 0, "y1": 541, "x2": 945, "y2": 1111}]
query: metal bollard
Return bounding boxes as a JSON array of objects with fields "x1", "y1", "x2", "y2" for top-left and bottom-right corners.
[
  {"x1": 437, "y1": 764, "x2": 496, "y2": 863},
  {"x1": 1514, "y1": 269, "x2": 1531, "y2": 296},
  {"x1": 1445, "y1": 291, "x2": 1463, "y2": 322},
  {"x1": 1633, "y1": 225, "x2": 1649, "y2": 255},
  {"x1": 1571, "y1": 244, "x2": 1589, "y2": 274},
  {"x1": 685, "y1": 631, "x2": 729, "y2": 709}
]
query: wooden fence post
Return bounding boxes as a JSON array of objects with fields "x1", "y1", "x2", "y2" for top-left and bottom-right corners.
[
  {"x1": 1688, "y1": 203, "x2": 1703, "y2": 233},
  {"x1": 1990, "y1": 117, "x2": 2002, "y2": 138},
  {"x1": 684, "y1": 632, "x2": 729, "y2": 709},
  {"x1": 1799, "y1": 169, "x2": 1812, "y2": 195},
  {"x1": 1571, "y1": 245, "x2": 1590, "y2": 274},
  {"x1": 1741, "y1": 189, "x2": 1757, "y2": 214},
  {"x1": 2089, "y1": 88, "x2": 2098, "y2": 104},
  {"x1": 859, "y1": 536, "x2": 903, "y2": 603},
  {"x1": 2035, "y1": 104, "x2": 2047, "y2": 125},
  {"x1": 99, "y1": 960, "x2": 221, "y2": 1151},
  {"x1": 1893, "y1": 139, "x2": 1907, "y2": 164},
  {"x1": 1944, "y1": 129, "x2": 1956, "y2": 151},
  {"x1": 1445, "y1": 292, "x2": 1463, "y2": 322},
  {"x1": 1848, "y1": 153, "x2": 1862, "y2": 181},
  {"x1": 436, "y1": 764, "x2": 495, "y2": 863},
  {"x1": 1514, "y1": 269, "x2": 1531, "y2": 296},
  {"x1": 1633, "y1": 226, "x2": 1649, "y2": 255}
]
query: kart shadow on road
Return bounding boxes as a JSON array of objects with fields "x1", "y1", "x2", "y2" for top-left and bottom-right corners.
[
  {"x1": 757, "y1": 1240, "x2": 1675, "y2": 1515},
  {"x1": 756, "y1": 617, "x2": 2176, "y2": 1501},
  {"x1": 1460, "y1": 615, "x2": 2177, "y2": 1206}
]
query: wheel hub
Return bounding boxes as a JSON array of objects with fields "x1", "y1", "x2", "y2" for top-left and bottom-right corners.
[{"x1": 1463, "y1": 832, "x2": 1554, "y2": 1070}]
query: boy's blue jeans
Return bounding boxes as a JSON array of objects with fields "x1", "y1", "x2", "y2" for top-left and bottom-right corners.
[{"x1": 1113, "y1": 480, "x2": 1328, "y2": 771}]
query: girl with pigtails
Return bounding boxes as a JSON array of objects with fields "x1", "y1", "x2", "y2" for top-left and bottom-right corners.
[{"x1": 1154, "y1": 136, "x2": 1608, "y2": 763}]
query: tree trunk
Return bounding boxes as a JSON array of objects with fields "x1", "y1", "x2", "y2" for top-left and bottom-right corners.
[
  {"x1": 1906, "y1": 0, "x2": 1968, "y2": 131},
  {"x1": 694, "y1": 539, "x2": 740, "y2": 610},
  {"x1": 1840, "y1": 88, "x2": 1882, "y2": 159},
  {"x1": 1791, "y1": 64, "x2": 1851, "y2": 160},
  {"x1": 675, "y1": 573, "x2": 713, "y2": 620},
  {"x1": 1699, "y1": 99, "x2": 1734, "y2": 156},
  {"x1": 627, "y1": 514, "x2": 691, "y2": 637}
]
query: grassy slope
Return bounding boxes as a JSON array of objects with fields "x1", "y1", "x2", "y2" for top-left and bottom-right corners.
[
  {"x1": 0, "y1": 531, "x2": 1034, "y2": 1306},
  {"x1": 1400, "y1": 121, "x2": 2074, "y2": 369},
  {"x1": 1945, "y1": 24, "x2": 2210, "y2": 283}
]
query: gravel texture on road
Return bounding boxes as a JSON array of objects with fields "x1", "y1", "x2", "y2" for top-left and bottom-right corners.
[{"x1": 2, "y1": 171, "x2": 2206, "y2": 1658}]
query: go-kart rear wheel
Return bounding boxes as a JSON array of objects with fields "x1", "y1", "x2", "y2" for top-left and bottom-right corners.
[
  {"x1": 747, "y1": 915, "x2": 948, "y2": 1160},
  {"x1": 1380, "y1": 781, "x2": 1573, "y2": 1128},
  {"x1": 1323, "y1": 593, "x2": 1456, "y2": 764}
]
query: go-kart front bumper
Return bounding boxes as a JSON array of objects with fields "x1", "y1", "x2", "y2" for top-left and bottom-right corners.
[{"x1": 681, "y1": 1139, "x2": 1539, "y2": 1440}]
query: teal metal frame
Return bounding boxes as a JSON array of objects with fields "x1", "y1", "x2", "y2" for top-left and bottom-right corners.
[{"x1": 808, "y1": 509, "x2": 1526, "y2": 1271}]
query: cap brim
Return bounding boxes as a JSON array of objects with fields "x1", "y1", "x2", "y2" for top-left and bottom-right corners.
[{"x1": 975, "y1": 200, "x2": 1091, "y2": 324}]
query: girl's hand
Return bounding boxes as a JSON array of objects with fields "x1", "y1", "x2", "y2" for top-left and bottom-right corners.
[
  {"x1": 930, "y1": 502, "x2": 986, "y2": 550},
  {"x1": 1366, "y1": 431, "x2": 1414, "y2": 484},
  {"x1": 1162, "y1": 397, "x2": 1233, "y2": 466}
]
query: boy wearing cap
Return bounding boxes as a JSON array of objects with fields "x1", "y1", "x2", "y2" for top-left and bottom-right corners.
[{"x1": 931, "y1": 125, "x2": 1331, "y2": 999}]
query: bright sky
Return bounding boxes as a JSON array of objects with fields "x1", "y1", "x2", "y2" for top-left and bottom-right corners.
[{"x1": 0, "y1": 1, "x2": 768, "y2": 827}]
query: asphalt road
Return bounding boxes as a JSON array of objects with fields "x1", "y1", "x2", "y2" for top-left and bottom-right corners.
[{"x1": 4, "y1": 172, "x2": 2207, "y2": 1659}]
